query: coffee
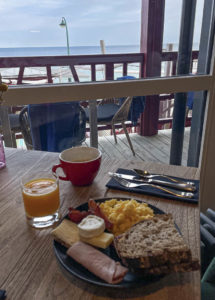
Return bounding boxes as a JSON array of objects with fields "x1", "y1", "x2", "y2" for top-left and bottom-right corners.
[{"x1": 70, "y1": 158, "x2": 91, "y2": 163}]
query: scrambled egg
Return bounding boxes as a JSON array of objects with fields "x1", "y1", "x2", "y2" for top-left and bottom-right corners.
[{"x1": 100, "y1": 199, "x2": 154, "y2": 236}]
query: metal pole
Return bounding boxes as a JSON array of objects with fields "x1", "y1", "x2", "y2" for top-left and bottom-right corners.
[
  {"x1": 63, "y1": 17, "x2": 70, "y2": 55},
  {"x1": 170, "y1": 0, "x2": 196, "y2": 165}
]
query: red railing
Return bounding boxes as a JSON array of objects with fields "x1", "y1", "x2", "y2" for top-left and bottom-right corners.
[{"x1": 0, "y1": 53, "x2": 145, "y2": 84}]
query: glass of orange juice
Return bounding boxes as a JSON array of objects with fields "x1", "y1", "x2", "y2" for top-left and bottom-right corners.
[{"x1": 21, "y1": 171, "x2": 60, "y2": 228}]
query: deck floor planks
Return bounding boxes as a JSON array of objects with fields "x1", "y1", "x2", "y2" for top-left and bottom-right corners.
[
  {"x1": 101, "y1": 134, "x2": 140, "y2": 161},
  {"x1": 85, "y1": 127, "x2": 190, "y2": 166},
  {"x1": 133, "y1": 135, "x2": 170, "y2": 162}
]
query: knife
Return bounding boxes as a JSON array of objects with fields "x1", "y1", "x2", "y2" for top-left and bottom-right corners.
[{"x1": 108, "y1": 172, "x2": 196, "y2": 192}]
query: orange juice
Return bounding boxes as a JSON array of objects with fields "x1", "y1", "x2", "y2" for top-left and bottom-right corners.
[{"x1": 22, "y1": 178, "x2": 60, "y2": 217}]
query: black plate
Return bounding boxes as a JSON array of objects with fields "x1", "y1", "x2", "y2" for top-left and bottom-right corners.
[{"x1": 53, "y1": 197, "x2": 180, "y2": 288}]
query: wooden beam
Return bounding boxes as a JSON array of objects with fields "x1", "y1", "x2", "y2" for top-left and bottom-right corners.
[
  {"x1": 170, "y1": 0, "x2": 197, "y2": 165},
  {"x1": 46, "y1": 66, "x2": 53, "y2": 84},
  {"x1": 139, "y1": 0, "x2": 165, "y2": 136},
  {"x1": 3, "y1": 75, "x2": 212, "y2": 105},
  {"x1": 0, "y1": 106, "x2": 13, "y2": 147},
  {"x1": 105, "y1": 63, "x2": 114, "y2": 80},
  {"x1": 188, "y1": 0, "x2": 215, "y2": 167},
  {"x1": 200, "y1": 42, "x2": 215, "y2": 212},
  {"x1": 69, "y1": 65, "x2": 79, "y2": 82},
  {"x1": 88, "y1": 100, "x2": 98, "y2": 148},
  {"x1": 17, "y1": 66, "x2": 25, "y2": 85}
]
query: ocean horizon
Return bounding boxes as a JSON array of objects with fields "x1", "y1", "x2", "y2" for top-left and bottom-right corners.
[
  {"x1": 0, "y1": 43, "x2": 199, "y2": 57},
  {"x1": 0, "y1": 45, "x2": 140, "y2": 57}
]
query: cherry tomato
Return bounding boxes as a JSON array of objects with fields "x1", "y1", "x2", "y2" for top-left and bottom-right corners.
[{"x1": 68, "y1": 208, "x2": 91, "y2": 223}]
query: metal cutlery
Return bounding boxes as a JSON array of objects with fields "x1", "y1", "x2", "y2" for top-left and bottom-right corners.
[
  {"x1": 108, "y1": 172, "x2": 196, "y2": 192},
  {"x1": 133, "y1": 168, "x2": 196, "y2": 187},
  {"x1": 111, "y1": 174, "x2": 194, "y2": 199}
]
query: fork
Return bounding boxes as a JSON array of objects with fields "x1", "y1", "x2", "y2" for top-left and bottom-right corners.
[
  {"x1": 133, "y1": 168, "x2": 195, "y2": 187},
  {"x1": 112, "y1": 175, "x2": 194, "y2": 198}
]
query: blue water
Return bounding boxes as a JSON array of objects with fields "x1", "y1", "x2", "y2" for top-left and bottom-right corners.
[
  {"x1": 0, "y1": 45, "x2": 139, "y2": 57},
  {"x1": 0, "y1": 42, "x2": 199, "y2": 58}
]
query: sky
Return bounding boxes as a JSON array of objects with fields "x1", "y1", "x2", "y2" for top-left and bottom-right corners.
[{"x1": 0, "y1": 0, "x2": 204, "y2": 48}]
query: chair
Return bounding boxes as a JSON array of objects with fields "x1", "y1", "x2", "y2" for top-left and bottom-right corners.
[
  {"x1": 19, "y1": 103, "x2": 86, "y2": 152},
  {"x1": 201, "y1": 257, "x2": 215, "y2": 300},
  {"x1": 84, "y1": 76, "x2": 145, "y2": 156},
  {"x1": 186, "y1": 91, "x2": 194, "y2": 117},
  {"x1": 85, "y1": 96, "x2": 136, "y2": 155},
  {"x1": 19, "y1": 106, "x2": 33, "y2": 150},
  {"x1": 200, "y1": 209, "x2": 215, "y2": 274},
  {"x1": 200, "y1": 209, "x2": 215, "y2": 299}
]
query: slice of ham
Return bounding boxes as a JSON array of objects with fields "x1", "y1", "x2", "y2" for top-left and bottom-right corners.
[{"x1": 67, "y1": 241, "x2": 128, "y2": 284}]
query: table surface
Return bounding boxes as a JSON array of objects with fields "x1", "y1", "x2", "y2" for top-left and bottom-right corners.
[{"x1": 0, "y1": 148, "x2": 200, "y2": 300}]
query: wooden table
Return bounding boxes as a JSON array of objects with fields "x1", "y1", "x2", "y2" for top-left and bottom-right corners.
[{"x1": 0, "y1": 148, "x2": 200, "y2": 300}]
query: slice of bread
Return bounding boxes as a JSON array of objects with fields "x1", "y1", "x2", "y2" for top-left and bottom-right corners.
[
  {"x1": 114, "y1": 214, "x2": 193, "y2": 269},
  {"x1": 129, "y1": 259, "x2": 200, "y2": 276}
]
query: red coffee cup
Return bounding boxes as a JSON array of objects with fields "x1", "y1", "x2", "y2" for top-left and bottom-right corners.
[{"x1": 52, "y1": 146, "x2": 102, "y2": 186}]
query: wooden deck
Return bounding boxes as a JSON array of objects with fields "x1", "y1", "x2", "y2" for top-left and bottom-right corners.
[
  {"x1": 16, "y1": 127, "x2": 190, "y2": 166},
  {"x1": 85, "y1": 127, "x2": 190, "y2": 166}
]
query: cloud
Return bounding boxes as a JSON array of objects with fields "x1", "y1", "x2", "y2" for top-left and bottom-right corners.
[
  {"x1": 0, "y1": 0, "x2": 67, "y2": 11},
  {"x1": 81, "y1": 5, "x2": 111, "y2": 17},
  {"x1": 0, "y1": 0, "x2": 204, "y2": 47}
]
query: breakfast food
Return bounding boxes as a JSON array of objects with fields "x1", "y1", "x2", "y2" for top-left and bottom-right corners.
[
  {"x1": 88, "y1": 199, "x2": 113, "y2": 230},
  {"x1": 68, "y1": 207, "x2": 90, "y2": 223},
  {"x1": 51, "y1": 219, "x2": 114, "y2": 249},
  {"x1": 67, "y1": 241, "x2": 128, "y2": 284},
  {"x1": 78, "y1": 215, "x2": 105, "y2": 238},
  {"x1": 114, "y1": 214, "x2": 200, "y2": 275},
  {"x1": 130, "y1": 259, "x2": 200, "y2": 276},
  {"x1": 52, "y1": 219, "x2": 79, "y2": 248},
  {"x1": 100, "y1": 198, "x2": 154, "y2": 236}
]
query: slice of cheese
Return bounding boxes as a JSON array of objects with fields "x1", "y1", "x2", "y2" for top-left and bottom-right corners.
[
  {"x1": 80, "y1": 233, "x2": 113, "y2": 249},
  {"x1": 52, "y1": 219, "x2": 79, "y2": 248},
  {"x1": 52, "y1": 219, "x2": 114, "y2": 249}
]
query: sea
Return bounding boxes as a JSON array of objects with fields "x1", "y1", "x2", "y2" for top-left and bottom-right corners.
[
  {"x1": 0, "y1": 43, "x2": 199, "y2": 57},
  {"x1": 0, "y1": 45, "x2": 140, "y2": 57}
]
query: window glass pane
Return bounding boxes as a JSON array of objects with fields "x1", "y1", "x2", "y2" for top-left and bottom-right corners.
[
  {"x1": 11, "y1": 89, "x2": 206, "y2": 169},
  {"x1": 0, "y1": 0, "x2": 212, "y2": 168},
  {"x1": 0, "y1": 0, "x2": 211, "y2": 86}
]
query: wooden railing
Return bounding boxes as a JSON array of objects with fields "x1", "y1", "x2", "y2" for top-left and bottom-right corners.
[{"x1": 0, "y1": 53, "x2": 145, "y2": 84}]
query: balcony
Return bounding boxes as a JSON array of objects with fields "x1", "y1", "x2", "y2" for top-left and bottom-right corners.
[{"x1": 0, "y1": 49, "x2": 197, "y2": 166}]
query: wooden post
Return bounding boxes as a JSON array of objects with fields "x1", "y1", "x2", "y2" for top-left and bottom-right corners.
[
  {"x1": 170, "y1": 0, "x2": 196, "y2": 165},
  {"x1": 0, "y1": 105, "x2": 13, "y2": 147},
  {"x1": 88, "y1": 100, "x2": 98, "y2": 148},
  {"x1": 187, "y1": 0, "x2": 215, "y2": 167},
  {"x1": 139, "y1": 0, "x2": 165, "y2": 136},
  {"x1": 166, "y1": 43, "x2": 173, "y2": 76},
  {"x1": 100, "y1": 40, "x2": 106, "y2": 54},
  {"x1": 164, "y1": 43, "x2": 173, "y2": 128}
]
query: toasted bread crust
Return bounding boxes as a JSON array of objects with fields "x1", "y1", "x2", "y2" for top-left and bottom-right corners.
[
  {"x1": 114, "y1": 214, "x2": 192, "y2": 269},
  {"x1": 129, "y1": 259, "x2": 200, "y2": 276}
]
